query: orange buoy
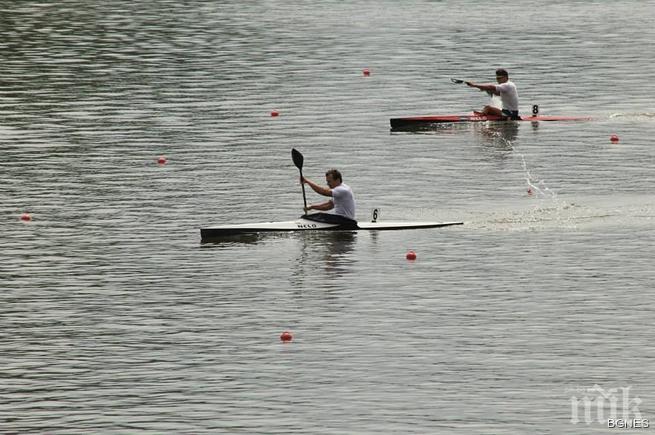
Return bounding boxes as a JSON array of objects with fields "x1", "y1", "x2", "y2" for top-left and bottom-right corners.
[
  {"x1": 280, "y1": 331, "x2": 293, "y2": 342},
  {"x1": 406, "y1": 250, "x2": 417, "y2": 260}
]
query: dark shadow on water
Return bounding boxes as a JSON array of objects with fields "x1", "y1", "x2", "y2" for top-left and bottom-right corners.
[
  {"x1": 199, "y1": 230, "x2": 355, "y2": 249},
  {"x1": 199, "y1": 233, "x2": 264, "y2": 246},
  {"x1": 390, "y1": 122, "x2": 471, "y2": 135},
  {"x1": 390, "y1": 120, "x2": 520, "y2": 150}
]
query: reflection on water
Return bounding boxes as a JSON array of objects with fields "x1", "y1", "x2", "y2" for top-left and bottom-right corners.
[
  {"x1": 291, "y1": 231, "x2": 357, "y2": 286},
  {"x1": 200, "y1": 229, "x2": 357, "y2": 281},
  {"x1": 477, "y1": 121, "x2": 519, "y2": 148},
  {"x1": 316, "y1": 231, "x2": 356, "y2": 275},
  {"x1": 474, "y1": 122, "x2": 519, "y2": 163}
]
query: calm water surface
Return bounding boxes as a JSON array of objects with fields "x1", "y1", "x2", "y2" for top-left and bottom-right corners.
[{"x1": 1, "y1": 1, "x2": 654, "y2": 433}]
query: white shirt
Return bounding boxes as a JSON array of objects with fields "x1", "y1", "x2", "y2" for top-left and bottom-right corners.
[
  {"x1": 495, "y1": 80, "x2": 519, "y2": 111},
  {"x1": 332, "y1": 183, "x2": 356, "y2": 220}
]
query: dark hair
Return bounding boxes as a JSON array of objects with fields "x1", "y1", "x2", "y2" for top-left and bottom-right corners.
[
  {"x1": 325, "y1": 169, "x2": 342, "y2": 182},
  {"x1": 496, "y1": 68, "x2": 509, "y2": 77}
]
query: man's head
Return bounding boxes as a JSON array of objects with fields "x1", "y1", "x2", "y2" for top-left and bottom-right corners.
[
  {"x1": 495, "y1": 68, "x2": 509, "y2": 83},
  {"x1": 325, "y1": 169, "x2": 342, "y2": 188}
]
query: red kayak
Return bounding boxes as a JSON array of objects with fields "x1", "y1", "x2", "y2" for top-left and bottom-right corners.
[{"x1": 390, "y1": 113, "x2": 592, "y2": 130}]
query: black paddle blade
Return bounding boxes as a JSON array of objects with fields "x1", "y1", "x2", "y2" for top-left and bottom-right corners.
[
  {"x1": 450, "y1": 78, "x2": 464, "y2": 84},
  {"x1": 291, "y1": 148, "x2": 304, "y2": 169}
]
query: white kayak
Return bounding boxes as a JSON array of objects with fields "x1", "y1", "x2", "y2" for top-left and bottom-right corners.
[{"x1": 200, "y1": 214, "x2": 463, "y2": 241}]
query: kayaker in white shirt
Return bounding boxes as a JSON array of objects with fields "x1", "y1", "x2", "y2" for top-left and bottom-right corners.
[
  {"x1": 466, "y1": 68, "x2": 520, "y2": 120},
  {"x1": 301, "y1": 169, "x2": 356, "y2": 223}
]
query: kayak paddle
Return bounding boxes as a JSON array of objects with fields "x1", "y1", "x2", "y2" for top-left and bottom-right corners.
[
  {"x1": 291, "y1": 148, "x2": 308, "y2": 215},
  {"x1": 453, "y1": 77, "x2": 494, "y2": 96}
]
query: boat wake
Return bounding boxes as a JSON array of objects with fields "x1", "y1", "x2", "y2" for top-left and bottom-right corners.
[
  {"x1": 521, "y1": 154, "x2": 556, "y2": 199},
  {"x1": 609, "y1": 112, "x2": 655, "y2": 120},
  {"x1": 467, "y1": 196, "x2": 654, "y2": 232},
  {"x1": 462, "y1": 155, "x2": 653, "y2": 232}
]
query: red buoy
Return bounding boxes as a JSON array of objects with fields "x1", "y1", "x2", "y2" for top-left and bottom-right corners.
[
  {"x1": 157, "y1": 156, "x2": 167, "y2": 165},
  {"x1": 363, "y1": 68, "x2": 370, "y2": 77},
  {"x1": 280, "y1": 331, "x2": 293, "y2": 342},
  {"x1": 610, "y1": 134, "x2": 619, "y2": 143},
  {"x1": 20, "y1": 212, "x2": 32, "y2": 222},
  {"x1": 406, "y1": 250, "x2": 417, "y2": 260},
  {"x1": 271, "y1": 110, "x2": 279, "y2": 117}
]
